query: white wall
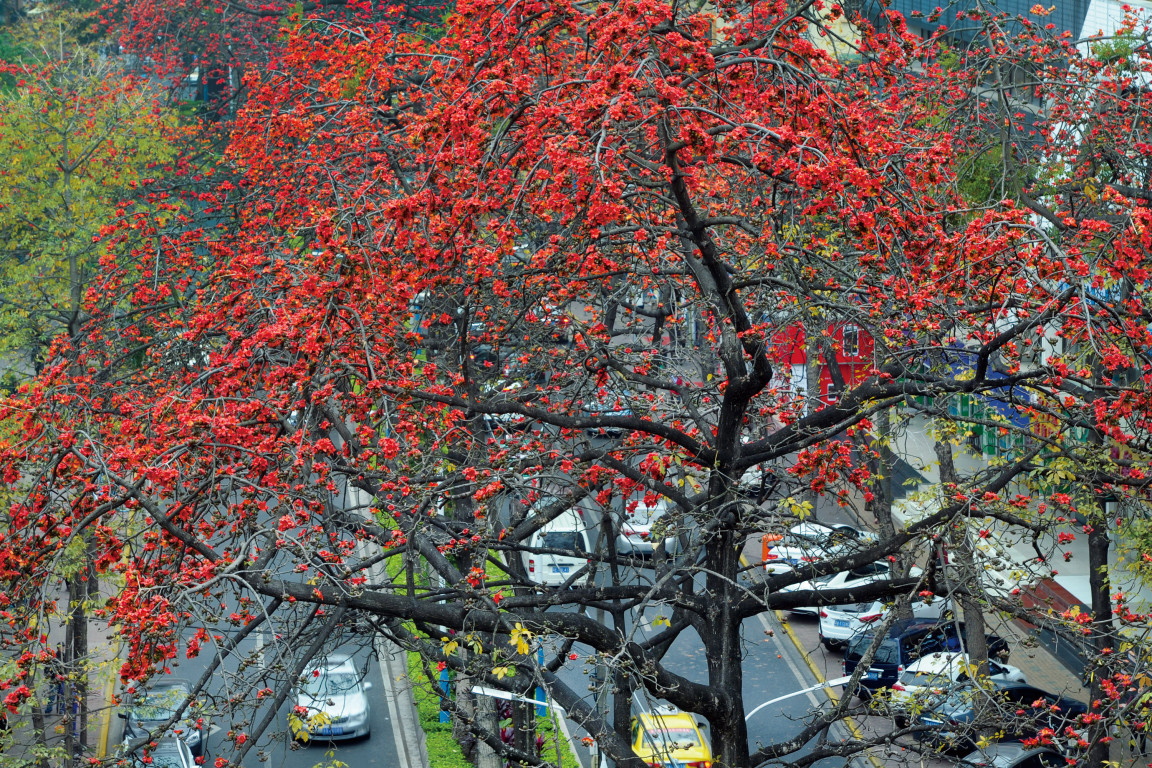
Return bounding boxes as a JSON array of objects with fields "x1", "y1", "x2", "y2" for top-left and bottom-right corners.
[{"x1": 1082, "y1": 0, "x2": 1152, "y2": 41}]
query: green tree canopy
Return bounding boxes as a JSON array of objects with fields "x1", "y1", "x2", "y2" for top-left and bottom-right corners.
[{"x1": 0, "y1": 45, "x2": 182, "y2": 372}]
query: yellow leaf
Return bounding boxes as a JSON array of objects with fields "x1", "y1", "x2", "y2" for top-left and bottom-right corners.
[{"x1": 509, "y1": 622, "x2": 534, "y2": 655}]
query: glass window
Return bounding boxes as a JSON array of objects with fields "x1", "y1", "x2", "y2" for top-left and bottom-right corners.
[
  {"x1": 899, "y1": 668, "x2": 949, "y2": 687},
  {"x1": 131, "y1": 687, "x2": 190, "y2": 722},
  {"x1": 541, "y1": 532, "x2": 586, "y2": 553},
  {"x1": 303, "y1": 669, "x2": 360, "y2": 699},
  {"x1": 849, "y1": 563, "x2": 888, "y2": 579},
  {"x1": 842, "y1": 325, "x2": 859, "y2": 357},
  {"x1": 644, "y1": 726, "x2": 701, "y2": 749}
]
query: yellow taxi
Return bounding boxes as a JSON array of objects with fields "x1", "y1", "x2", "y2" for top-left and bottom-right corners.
[{"x1": 630, "y1": 707, "x2": 712, "y2": 768}]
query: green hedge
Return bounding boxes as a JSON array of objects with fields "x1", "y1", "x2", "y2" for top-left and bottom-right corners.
[
  {"x1": 383, "y1": 530, "x2": 580, "y2": 768},
  {"x1": 404, "y1": 622, "x2": 581, "y2": 768}
]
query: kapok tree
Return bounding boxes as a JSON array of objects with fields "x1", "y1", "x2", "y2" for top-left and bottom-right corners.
[{"x1": 6, "y1": 2, "x2": 1152, "y2": 768}]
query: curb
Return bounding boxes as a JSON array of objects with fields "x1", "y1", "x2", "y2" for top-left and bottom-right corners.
[
  {"x1": 775, "y1": 611, "x2": 883, "y2": 768},
  {"x1": 742, "y1": 551, "x2": 883, "y2": 768}
]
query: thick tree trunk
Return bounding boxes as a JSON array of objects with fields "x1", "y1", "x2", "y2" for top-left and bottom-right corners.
[
  {"x1": 704, "y1": 518, "x2": 747, "y2": 768},
  {"x1": 474, "y1": 692, "x2": 502, "y2": 768},
  {"x1": 511, "y1": 699, "x2": 536, "y2": 759},
  {"x1": 870, "y1": 407, "x2": 911, "y2": 620},
  {"x1": 934, "y1": 441, "x2": 989, "y2": 675},
  {"x1": 1086, "y1": 519, "x2": 1114, "y2": 768}
]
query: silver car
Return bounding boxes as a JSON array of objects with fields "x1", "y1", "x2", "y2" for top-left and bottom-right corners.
[
  {"x1": 129, "y1": 736, "x2": 195, "y2": 768},
  {"x1": 292, "y1": 655, "x2": 372, "y2": 740}
]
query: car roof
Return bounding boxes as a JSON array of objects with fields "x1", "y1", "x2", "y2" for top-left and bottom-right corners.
[
  {"x1": 985, "y1": 680, "x2": 1070, "y2": 698},
  {"x1": 959, "y1": 742, "x2": 1058, "y2": 766},
  {"x1": 890, "y1": 618, "x2": 954, "y2": 637},
  {"x1": 638, "y1": 711, "x2": 697, "y2": 728},
  {"x1": 954, "y1": 678, "x2": 1082, "y2": 703},
  {"x1": 309, "y1": 654, "x2": 357, "y2": 673},
  {"x1": 137, "y1": 737, "x2": 193, "y2": 765},
  {"x1": 789, "y1": 522, "x2": 836, "y2": 537},
  {"x1": 146, "y1": 678, "x2": 192, "y2": 691},
  {"x1": 904, "y1": 652, "x2": 970, "y2": 674}
]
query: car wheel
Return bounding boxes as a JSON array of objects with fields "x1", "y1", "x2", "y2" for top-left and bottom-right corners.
[{"x1": 893, "y1": 715, "x2": 909, "y2": 729}]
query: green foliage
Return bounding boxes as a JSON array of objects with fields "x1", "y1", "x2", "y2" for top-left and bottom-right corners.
[
  {"x1": 955, "y1": 144, "x2": 1026, "y2": 205},
  {"x1": 936, "y1": 49, "x2": 960, "y2": 71},
  {"x1": 0, "y1": 53, "x2": 181, "y2": 366},
  {"x1": 408, "y1": 651, "x2": 473, "y2": 768},
  {"x1": 1092, "y1": 30, "x2": 1141, "y2": 68}
]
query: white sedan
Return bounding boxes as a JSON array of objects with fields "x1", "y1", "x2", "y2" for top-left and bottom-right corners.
[
  {"x1": 889, "y1": 652, "x2": 1026, "y2": 724},
  {"x1": 818, "y1": 597, "x2": 947, "y2": 650},
  {"x1": 292, "y1": 654, "x2": 373, "y2": 740},
  {"x1": 783, "y1": 562, "x2": 923, "y2": 616},
  {"x1": 762, "y1": 522, "x2": 877, "y2": 574},
  {"x1": 616, "y1": 498, "x2": 681, "y2": 557}
]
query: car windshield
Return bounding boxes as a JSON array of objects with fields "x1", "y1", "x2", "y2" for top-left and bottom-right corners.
[
  {"x1": 541, "y1": 531, "x2": 586, "y2": 552},
  {"x1": 302, "y1": 668, "x2": 360, "y2": 699},
  {"x1": 874, "y1": 640, "x2": 901, "y2": 665},
  {"x1": 131, "y1": 687, "x2": 189, "y2": 721},
  {"x1": 835, "y1": 602, "x2": 872, "y2": 615},
  {"x1": 940, "y1": 685, "x2": 983, "y2": 712},
  {"x1": 847, "y1": 634, "x2": 900, "y2": 664},
  {"x1": 899, "y1": 668, "x2": 951, "y2": 688},
  {"x1": 642, "y1": 725, "x2": 701, "y2": 750}
]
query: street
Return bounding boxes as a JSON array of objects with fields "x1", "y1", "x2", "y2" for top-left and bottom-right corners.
[
  {"x1": 540, "y1": 560, "x2": 858, "y2": 768},
  {"x1": 109, "y1": 618, "x2": 400, "y2": 768}
]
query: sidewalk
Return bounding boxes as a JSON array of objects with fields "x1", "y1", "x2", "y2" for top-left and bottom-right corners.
[
  {"x1": 890, "y1": 415, "x2": 1152, "y2": 617},
  {"x1": 5, "y1": 580, "x2": 122, "y2": 764}
]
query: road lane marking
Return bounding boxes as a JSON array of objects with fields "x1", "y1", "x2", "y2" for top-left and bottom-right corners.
[{"x1": 740, "y1": 552, "x2": 882, "y2": 768}]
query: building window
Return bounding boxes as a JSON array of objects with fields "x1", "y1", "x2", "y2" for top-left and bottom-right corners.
[{"x1": 842, "y1": 324, "x2": 859, "y2": 357}]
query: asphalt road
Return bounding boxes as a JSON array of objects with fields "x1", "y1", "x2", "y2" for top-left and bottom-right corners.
[
  {"x1": 109, "y1": 623, "x2": 400, "y2": 768},
  {"x1": 541, "y1": 559, "x2": 855, "y2": 768}
]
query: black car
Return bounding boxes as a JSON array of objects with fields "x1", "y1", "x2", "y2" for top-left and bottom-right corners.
[
  {"x1": 120, "y1": 679, "x2": 207, "y2": 758},
  {"x1": 916, "y1": 680, "x2": 1088, "y2": 753},
  {"x1": 843, "y1": 619, "x2": 1009, "y2": 698}
]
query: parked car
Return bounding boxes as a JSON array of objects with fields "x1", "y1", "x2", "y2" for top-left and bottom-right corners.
[
  {"x1": 121, "y1": 678, "x2": 207, "y2": 758},
  {"x1": 630, "y1": 705, "x2": 712, "y2": 768},
  {"x1": 522, "y1": 505, "x2": 592, "y2": 586},
  {"x1": 818, "y1": 597, "x2": 948, "y2": 651},
  {"x1": 127, "y1": 736, "x2": 196, "y2": 768},
  {"x1": 889, "y1": 652, "x2": 1026, "y2": 725},
  {"x1": 782, "y1": 561, "x2": 922, "y2": 616},
  {"x1": 762, "y1": 522, "x2": 877, "y2": 573},
  {"x1": 292, "y1": 654, "x2": 372, "y2": 740},
  {"x1": 957, "y1": 743, "x2": 1064, "y2": 768},
  {"x1": 736, "y1": 463, "x2": 772, "y2": 503},
  {"x1": 790, "y1": 521, "x2": 877, "y2": 551},
  {"x1": 842, "y1": 619, "x2": 1009, "y2": 699},
  {"x1": 915, "y1": 680, "x2": 1087, "y2": 753},
  {"x1": 616, "y1": 497, "x2": 681, "y2": 557},
  {"x1": 579, "y1": 391, "x2": 635, "y2": 437}
]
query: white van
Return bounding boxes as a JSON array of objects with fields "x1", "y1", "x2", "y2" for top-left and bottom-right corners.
[{"x1": 523, "y1": 510, "x2": 592, "y2": 586}]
